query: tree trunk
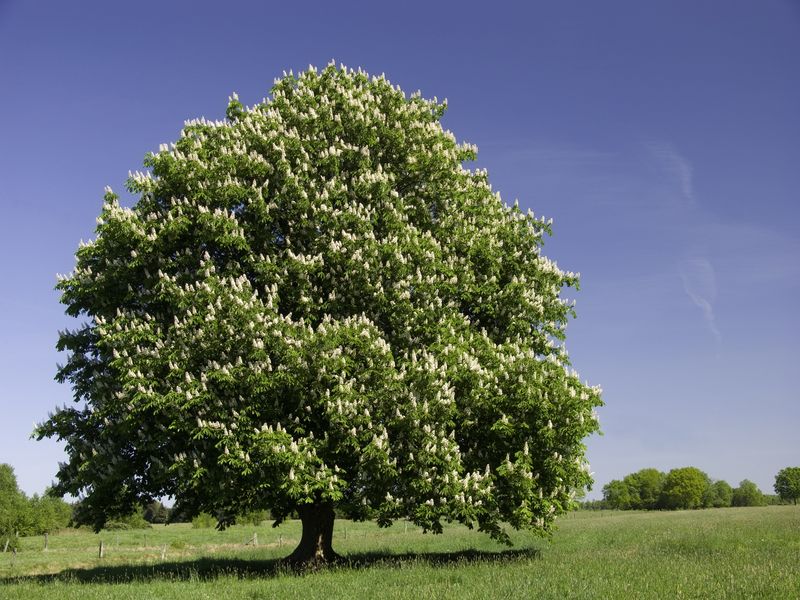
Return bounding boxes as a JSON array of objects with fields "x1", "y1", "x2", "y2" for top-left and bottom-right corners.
[{"x1": 284, "y1": 503, "x2": 340, "y2": 565}]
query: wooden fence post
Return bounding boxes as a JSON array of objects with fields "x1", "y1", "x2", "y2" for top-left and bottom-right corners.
[
  {"x1": 99, "y1": 540, "x2": 105, "y2": 558},
  {"x1": 2, "y1": 538, "x2": 9, "y2": 553},
  {"x1": 161, "y1": 544, "x2": 167, "y2": 560}
]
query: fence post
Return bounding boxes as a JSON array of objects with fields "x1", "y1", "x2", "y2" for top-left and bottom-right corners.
[
  {"x1": 99, "y1": 540, "x2": 105, "y2": 558},
  {"x1": 253, "y1": 532, "x2": 258, "y2": 546},
  {"x1": 2, "y1": 538, "x2": 9, "y2": 553},
  {"x1": 279, "y1": 534, "x2": 282, "y2": 548},
  {"x1": 161, "y1": 544, "x2": 167, "y2": 560}
]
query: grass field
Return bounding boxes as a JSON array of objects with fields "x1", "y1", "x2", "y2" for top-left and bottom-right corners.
[{"x1": 1, "y1": 506, "x2": 797, "y2": 598}]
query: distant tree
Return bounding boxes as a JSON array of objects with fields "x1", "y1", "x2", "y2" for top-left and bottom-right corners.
[
  {"x1": 0, "y1": 464, "x2": 28, "y2": 548},
  {"x1": 762, "y1": 494, "x2": 785, "y2": 506},
  {"x1": 602, "y1": 479, "x2": 634, "y2": 510},
  {"x1": 703, "y1": 480, "x2": 733, "y2": 508},
  {"x1": 626, "y1": 468, "x2": 665, "y2": 510},
  {"x1": 732, "y1": 480, "x2": 765, "y2": 507},
  {"x1": 143, "y1": 501, "x2": 170, "y2": 524},
  {"x1": 191, "y1": 512, "x2": 217, "y2": 529},
  {"x1": 577, "y1": 499, "x2": 607, "y2": 510},
  {"x1": 240, "y1": 509, "x2": 270, "y2": 526},
  {"x1": 659, "y1": 467, "x2": 709, "y2": 509},
  {"x1": 36, "y1": 63, "x2": 602, "y2": 564},
  {"x1": 27, "y1": 491, "x2": 72, "y2": 534},
  {"x1": 0, "y1": 466, "x2": 72, "y2": 543},
  {"x1": 103, "y1": 509, "x2": 150, "y2": 530},
  {"x1": 774, "y1": 467, "x2": 800, "y2": 505}
]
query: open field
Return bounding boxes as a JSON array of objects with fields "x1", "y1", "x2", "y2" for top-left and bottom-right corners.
[{"x1": 1, "y1": 506, "x2": 798, "y2": 599}]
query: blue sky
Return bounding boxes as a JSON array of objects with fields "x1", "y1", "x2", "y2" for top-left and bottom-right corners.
[{"x1": 1, "y1": 0, "x2": 797, "y2": 499}]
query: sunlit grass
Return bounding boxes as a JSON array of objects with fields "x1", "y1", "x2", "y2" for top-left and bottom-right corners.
[{"x1": 1, "y1": 506, "x2": 798, "y2": 598}]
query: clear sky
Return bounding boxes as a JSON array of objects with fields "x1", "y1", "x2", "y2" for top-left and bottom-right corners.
[{"x1": 1, "y1": 0, "x2": 797, "y2": 500}]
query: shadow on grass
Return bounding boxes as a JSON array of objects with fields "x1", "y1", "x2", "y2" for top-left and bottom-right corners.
[{"x1": 1, "y1": 547, "x2": 541, "y2": 585}]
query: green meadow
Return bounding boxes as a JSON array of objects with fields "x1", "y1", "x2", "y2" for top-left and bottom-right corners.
[{"x1": 1, "y1": 506, "x2": 797, "y2": 599}]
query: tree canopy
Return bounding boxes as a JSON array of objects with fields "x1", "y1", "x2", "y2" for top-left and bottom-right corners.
[
  {"x1": 774, "y1": 467, "x2": 800, "y2": 505},
  {"x1": 731, "y1": 480, "x2": 765, "y2": 507},
  {"x1": 600, "y1": 467, "x2": 740, "y2": 511},
  {"x1": 703, "y1": 479, "x2": 733, "y2": 508},
  {"x1": 659, "y1": 467, "x2": 709, "y2": 510},
  {"x1": 0, "y1": 464, "x2": 71, "y2": 549},
  {"x1": 0, "y1": 464, "x2": 28, "y2": 546},
  {"x1": 37, "y1": 63, "x2": 601, "y2": 562},
  {"x1": 601, "y1": 468, "x2": 665, "y2": 510}
]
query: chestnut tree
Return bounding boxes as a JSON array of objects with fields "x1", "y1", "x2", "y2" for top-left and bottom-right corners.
[{"x1": 38, "y1": 63, "x2": 602, "y2": 564}]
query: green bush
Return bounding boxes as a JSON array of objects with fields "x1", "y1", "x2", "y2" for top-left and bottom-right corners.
[
  {"x1": 239, "y1": 509, "x2": 269, "y2": 526},
  {"x1": 191, "y1": 512, "x2": 217, "y2": 529},
  {"x1": 104, "y1": 510, "x2": 150, "y2": 530}
]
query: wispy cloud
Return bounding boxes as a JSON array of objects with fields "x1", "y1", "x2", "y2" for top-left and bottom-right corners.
[
  {"x1": 646, "y1": 142, "x2": 695, "y2": 205},
  {"x1": 646, "y1": 142, "x2": 721, "y2": 345},
  {"x1": 680, "y1": 257, "x2": 721, "y2": 346}
]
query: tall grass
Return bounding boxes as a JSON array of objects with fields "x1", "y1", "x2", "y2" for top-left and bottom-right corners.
[{"x1": 1, "y1": 506, "x2": 797, "y2": 598}]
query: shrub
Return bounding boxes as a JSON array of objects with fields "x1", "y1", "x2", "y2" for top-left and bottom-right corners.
[{"x1": 191, "y1": 512, "x2": 217, "y2": 529}]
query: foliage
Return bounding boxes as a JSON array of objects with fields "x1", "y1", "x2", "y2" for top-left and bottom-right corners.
[
  {"x1": 626, "y1": 468, "x2": 665, "y2": 510},
  {"x1": 762, "y1": 494, "x2": 786, "y2": 506},
  {"x1": 37, "y1": 63, "x2": 602, "y2": 541},
  {"x1": 239, "y1": 509, "x2": 269, "y2": 526},
  {"x1": 143, "y1": 501, "x2": 171, "y2": 524},
  {"x1": 598, "y1": 469, "x2": 776, "y2": 512},
  {"x1": 601, "y1": 468, "x2": 665, "y2": 510},
  {"x1": 658, "y1": 467, "x2": 709, "y2": 510},
  {"x1": 0, "y1": 465, "x2": 72, "y2": 549},
  {"x1": 26, "y1": 492, "x2": 73, "y2": 533},
  {"x1": 576, "y1": 498, "x2": 607, "y2": 510},
  {"x1": 0, "y1": 464, "x2": 27, "y2": 549},
  {"x1": 731, "y1": 480, "x2": 765, "y2": 507},
  {"x1": 601, "y1": 479, "x2": 633, "y2": 510},
  {"x1": 773, "y1": 467, "x2": 800, "y2": 505},
  {"x1": 703, "y1": 480, "x2": 733, "y2": 508},
  {"x1": 191, "y1": 512, "x2": 217, "y2": 529},
  {"x1": 103, "y1": 508, "x2": 150, "y2": 530}
]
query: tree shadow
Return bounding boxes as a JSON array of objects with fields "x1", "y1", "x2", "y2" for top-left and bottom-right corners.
[{"x1": 1, "y1": 547, "x2": 541, "y2": 585}]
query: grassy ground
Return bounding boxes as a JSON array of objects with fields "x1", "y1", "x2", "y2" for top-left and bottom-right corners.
[{"x1": 1, "y1": 506, "x2": 797, "y2": 598}]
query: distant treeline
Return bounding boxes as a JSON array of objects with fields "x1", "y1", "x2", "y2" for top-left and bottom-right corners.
[
  {"x1": 0, "y1": 463, "x2": 180, "y2": 548},
  {"x1": 1, "y1": 464, "x2": 72, "y2": 550},
  {"x1": 581, "y1": 467, "x2": 784, "y2": 510},
  {"x1": 1, "y1": 462, "x2": 275, "y2": 547}
]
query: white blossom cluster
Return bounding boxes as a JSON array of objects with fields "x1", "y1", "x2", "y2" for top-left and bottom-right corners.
[{"x1": 40, "y1": 62, "x2": 602, "y2": 537}]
